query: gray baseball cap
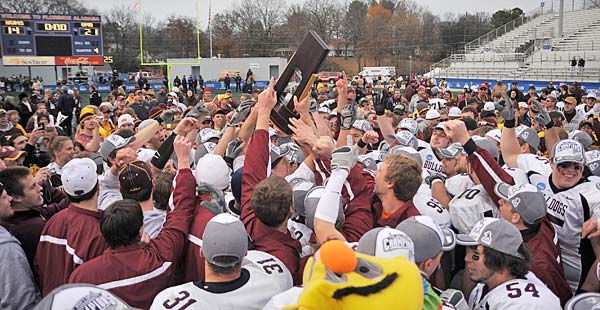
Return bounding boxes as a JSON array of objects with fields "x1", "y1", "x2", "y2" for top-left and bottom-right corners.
[
  {"x1": 288, "y1": 178, "x2": 315, "y2": 218},
  {"x1": 388, "y1": 146, "x2": 422, "y2": 166},
  {"x1": 398, "y1": 118, "x2": 418, "y2": 135},
  {"x1": 564, "y1": 292, "x2": 600, "y2": 310},
  {"x1": 395, "y1": 216, "x2": 456, "y2": 263},
  {"x1": 33, "y1": 283, "x2": 137, "y2": 310},
  {"x1": 202, "y1": 213, "x2": 248, "y2": 267},
  {"x1": 100, "y1": 134, "x2": 136, "y2": 162},
  {"x1": 585, "y1": 150, "x2": 600, "y2": 177},
  {"x1": 516, "y1": 125, "x2": 540, "y2": 151},
  {"x1": 551, "y1": 139, "x2": 585, "y2": 165},
  {"x1": 494, "y1": 182, "x2": 547, "y2": 225},
  {"x1": 352, "y1": 119, "x2": 373, "y2": 132},
  {"x1": 433, "y1": 142, "x2": 465, "y2": 160},
  {"x1": 456, "y1": 218, "x2": 524, "y2": 259},
  {"x1": 388, "y1": 130, "x2": 418, "y2": 150},
  {"x1": 472, "y1": 136, "x2": 499, "y2": 161},
  {"x1": 304, "y1": 186, "x2": 344, "y2": 231},
  {"x1": 356, "y1": 227, "x2": 415, "y2": 262},
  {"x1": 569, "y1": 130, "x2": 593, "y2": 152}
]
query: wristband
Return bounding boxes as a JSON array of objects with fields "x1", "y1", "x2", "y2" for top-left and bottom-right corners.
[
  {"x1": 357, "y1": 139, "x2": 367, "y2": 148},
  {"x1": 431, "y1": 179, "x2": 444, "y2": 186},
  {"x1": 503, "y1": 119, "x2": 516, "y2": 128},
  {"x1": 545, "y1": 121, "x2": 554, "y2": 129}
]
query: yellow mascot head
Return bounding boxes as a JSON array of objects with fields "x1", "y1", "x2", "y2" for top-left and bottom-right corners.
[{"x1": 291, "y1": 240, "x2": 424, "y2": 310}]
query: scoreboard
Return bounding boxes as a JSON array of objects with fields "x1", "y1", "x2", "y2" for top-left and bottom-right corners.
[{"x1": 0, "y1": 13, "x2": 103, "y2": 57}]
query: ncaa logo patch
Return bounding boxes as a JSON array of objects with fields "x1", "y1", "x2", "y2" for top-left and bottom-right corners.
[
  {"x1": 426, "y1": 154, "x2": 433, "y2": 160},
  {"x1": 536, "y1": 183, "x2": 546, "y2": 190}
]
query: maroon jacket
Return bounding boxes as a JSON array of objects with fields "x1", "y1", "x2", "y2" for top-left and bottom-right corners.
[
  {"x1": 69, "y1": 168, "x2": 196, "y2": 309},
  {"x1": 177, "y1": 169, "x2": 215, "y2": 283},
  {"x1": 313, "y1": 157, "x2": 374, "y2": 241},
  {"x1": 526, "y1": 218, "x2": 572, "y2": 306},
  {"x1": 241, "y1": 129, "x2": 302, "y2": 284},
  {"x1": 35, "y1": 205, "x2": 107, "y2": 296}
]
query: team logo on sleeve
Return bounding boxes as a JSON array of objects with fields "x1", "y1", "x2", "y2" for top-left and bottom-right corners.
[
  {"x1": 536, "y1": 183, "x2": 546, "y2": 190},
  {"x1": 426, "y1": 154, "x2": 433, "y2": 160}
]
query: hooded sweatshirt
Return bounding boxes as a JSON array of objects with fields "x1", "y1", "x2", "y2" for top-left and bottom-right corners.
[{"x1": 0, "y1": 226, "x2": 39, "y2": 309}]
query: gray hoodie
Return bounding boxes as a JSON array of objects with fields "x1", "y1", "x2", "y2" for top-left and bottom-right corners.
[{"x1": 0, "y1": 226, "x2": 40, "y2": 310}]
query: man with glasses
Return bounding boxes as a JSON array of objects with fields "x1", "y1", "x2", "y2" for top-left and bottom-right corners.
[
  {"x1": 476, "y1": 83, "x2": 490, "y2": 108},
  {"x1": 458, "y1": 218, "x2": 561, "y2": 309},
  {"x1": 527, "y1": 139, "x2": 600, "y2": 294},
  {"x1": 98, "y1": 102, "x2": 115, "y2": 138}
]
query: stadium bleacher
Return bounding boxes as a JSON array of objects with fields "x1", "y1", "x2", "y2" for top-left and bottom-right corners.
[{"x1": 432, "y1": 5, "x2": 600, "y2": 85}]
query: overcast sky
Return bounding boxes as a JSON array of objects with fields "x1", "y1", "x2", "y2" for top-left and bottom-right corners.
[{"x1": 81, "y1": 0, "x2": 542, "y2": 28}]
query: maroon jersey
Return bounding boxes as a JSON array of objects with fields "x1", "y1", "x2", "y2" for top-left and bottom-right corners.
[
  {"x1": 68, "y1": 168, "x2": 196, "y2": 309},
  {"x1": 241, "y1": 129, "x2": 302, "y2": 284},
  {"x1": 177, "y1": 169, "x2": 215, "y2": 283},
  {"x1": 313, "y1": 157, "x2": 374, "y2": 241},
  {"x1": 35, "y1": 205, "x2": 108, "y2": 296},
  {"x1": 527, "y1": 218, "x2": 572, "y2": 306}
]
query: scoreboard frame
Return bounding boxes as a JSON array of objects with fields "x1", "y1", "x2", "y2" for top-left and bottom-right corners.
[{"x1": 0, "y1": 12, "x2": 103, "y2": 58}]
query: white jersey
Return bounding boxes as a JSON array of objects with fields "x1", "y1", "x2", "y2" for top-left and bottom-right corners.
[
  {"x1": 515, "y1": 153, "x2": 552, "y2": 177},
  {"x1": 503, "y1": 167, "x2": 530, "y2": 185},
  {"x1": 417, "y1": 138, "x2": 430, "y2": 151},
  {"x1": 413, "y1": 185, "x2": 452, "y2": 229},
  {"x1": 262, "y1": 286, "x2": 303, "y2": 310},
  {"x1": 449, "y1": 184, "x2": 498, "y2": 234},
  {"x1": 419, "y1": 148, "x2": 444, "y2": 176},
  {"x1": 563, "y1": 109, "x2": 587, "y2": 133},
  {"x1": 469, "y1": 272, "x2": 560, "y2": 310},
  {"x1": 150, "y1": 251, "x2": 292, "y2": 310},
  {"x1": 585, "y1": 150, "x2": 600, "y2": 177},
  {"x1": 575, "y1": 104, "x2": 593, "y2": 118},
  {"x1": 445, "y1": 174, "x2": 475, "y2": 198},
  {"x1": 287, "y1": 219, "x2": 314, "y2": 257},
  {"x1": 529, "y1": 173, "x2": 600, "y2": 292}
]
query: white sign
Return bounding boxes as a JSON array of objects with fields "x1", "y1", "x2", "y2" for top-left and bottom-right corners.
[{"x1": 249, "y1": 63, "x2": 259, "y2": 69}]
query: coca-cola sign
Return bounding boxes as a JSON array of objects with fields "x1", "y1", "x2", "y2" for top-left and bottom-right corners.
[{"x1": 55, "y1": 56, "x2": 104, "y2": 66}]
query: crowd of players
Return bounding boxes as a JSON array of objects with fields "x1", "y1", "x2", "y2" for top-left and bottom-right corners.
[{"x1": 0, "y1": 72, "x2": 600, "y2": 309}]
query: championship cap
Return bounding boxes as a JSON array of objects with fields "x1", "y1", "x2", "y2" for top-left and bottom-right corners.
[
  {"x1": 100, "y1": 134, "x2": 136, "y2": 162},
  {"x1": 551, "y1": 139, "x2": 585, "y2": 165},
  {"x1": 388, "y1": 145, "x2": 422, "y2": 166},
  {"x1": 564, "y1": 292, "x2": 600, "y2": 310},
  {"x1": 61, "y1": 158, "x2": 98, "y2": 197},
  {"x1": 118, "y1": 160, "x2": 153, "y2": 197},
  {"x1": 195, "y1": 154, "x2": 231, "y2": 191},
  {"x1": 33, "y1": 284, "x2": 136, "y2": 310},
  {"x1": 388, "y1": 130, "x2": 418, "y2": 150},
  {"x1": 356, "y1": 227, "x2": 415, "y2": 262},
  {"x1": 516, "y1": 125, "x2": 540, "y2": 151},
  {"x1": 202, "y1": 213, "x2": 248, "y2": 268},
  {"x1": 494, "y1": 182, "x2": 547, "y2": 225},
  {"x1": 357, "y1": 154, "x2": 378, "y2": 170},
  {"x1": 279, "y1": 142, "x2": 304, "y2": 164},
  {"x1": 398, "y1": 118, "x2": 418, "y2": 135},
  {"x1": 433, "y1": 142, "x2": 465, "y2": 160},
  {"x1": 448, "y1": 107, "x2": 462, "y2": 119},
  {"x1": 396, "y1": 216, "x2": 456, "y2": 263},
  {"x1": 304, "y1": 186, "x2": 344, "y2": 231},
  {"x1": 568, "y1": 130, "x2": 593, "y2": 151},
  {"x1": 456, "y1": 218, "x2": 524, "y2": 259},
  {"x1": 197, "y1": 128, "x2": 221, "y2": 144},
  {"x1": 117, "y1": 114, "x2": 135, "y2": 128},
  {"x1": 351, "y1": 119, "x2": 372, "y2": 132}
]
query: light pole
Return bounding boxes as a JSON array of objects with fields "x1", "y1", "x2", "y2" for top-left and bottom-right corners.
[{"x1": 409, "y1": 56, "x2": 412, "y2": 78}]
